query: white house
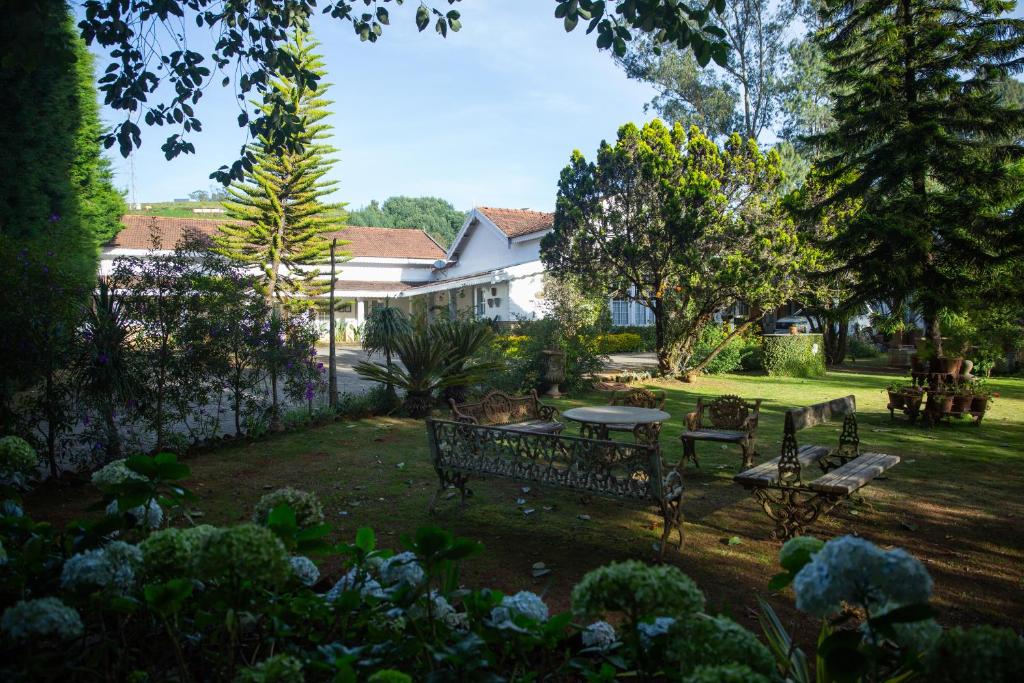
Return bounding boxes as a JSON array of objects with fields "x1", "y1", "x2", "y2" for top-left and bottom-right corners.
[{"x1": 101, "y1": 209, "x2": 658, "y2": 334}]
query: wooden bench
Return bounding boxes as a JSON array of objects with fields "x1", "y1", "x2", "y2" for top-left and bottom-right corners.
[
  {"x1": 604, "y1": 388, "x2": 667, "y2": 434},
  {"x1": 449, "y1": 390, "x2": 562, "y2": 435},
  {"x1": 425, "y1": 419, "x2": 685, "y2": 558},
  {"x1": 733, "y1": 395, "x2": 900, "y2": 540},
  {"x1": 680, "y1": 395, "x2": 761, "y2": 468}
]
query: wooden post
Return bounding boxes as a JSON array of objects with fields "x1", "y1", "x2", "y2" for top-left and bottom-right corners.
[{"x1": 329, "y1": 238, "x2": 338, "y2": 408}]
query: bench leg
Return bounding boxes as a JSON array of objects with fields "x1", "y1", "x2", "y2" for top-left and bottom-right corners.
[
  {"x1": 740, "y1": 439, "x2": 756, "y2": 469},
  {"x1": 682, "y1": 439, "x2": 699, "y2": 468},
  {"x1": 657, "y1": 496, "x2": 684, "y2": 560},
  {"x1": 752, "y1": 488, "x2": 838, "y2": 541}
]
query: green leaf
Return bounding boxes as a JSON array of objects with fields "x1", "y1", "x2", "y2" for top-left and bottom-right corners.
[
  {"x1": 355, "y1": 527, "x2": 376, "y2": 553},
  {"x1": 767, "y1": 571, "x2": 794, "y2": 591},
  {"x1": 126, "y1": 455, "x2": 158, "y2": 478},
  {"x1": 869, "y1": 603, "x2": 935, "y2": 627},
  {"x1": 144, "y1": 579, "x2": 193, "y2": 617},
  {"x1": 564, "y1": 14, "x2": 579, "y2": 32},
  {"x1": 415, "y1": 6, "x2": 429, "y2": 31}
]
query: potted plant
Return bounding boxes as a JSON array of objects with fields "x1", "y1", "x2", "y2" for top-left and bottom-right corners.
[
  {"x1": 926, "y1": 386, "x2": 954, "y2": 416},
  {"x1": 885, "y1": 383, "x2": 907, "y2": 409},
  {"x1": 971, "y1": 380, "x2": 993, "y2": 414},
  {"x1": 951, "y1": 382, "x2": 974, "y2": 414}
]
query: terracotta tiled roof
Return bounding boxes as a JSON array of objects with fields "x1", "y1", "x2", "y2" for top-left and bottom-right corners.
[
  {"x1": 477, "y1": 207, "x2": 554, "y2": 238},
  {"x1": 107, "y1": 216, "x2": 445, "y2": 260},
  {"x1": 324, "y1": 226, "x2": 445, "y2": 260}
]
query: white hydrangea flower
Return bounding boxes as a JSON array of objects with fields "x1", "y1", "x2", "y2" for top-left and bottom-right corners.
[
  {"x1": 638, "y1": 616, "x2": 677, "y2": 648},
  {"x1": 1, "y1": 597, "x2": 83, "y2": 641},
  {"x1": 500, "y1": 591, "x2": 549, "y2": 622},
  {"x1": 444, "y1": 611, "x2": 470, "y2": 631},
  {"x1": 61, "y1": 540, "x2": 142, "y2": 595},
  {"x1": 325, "y1": 568, "x2": 385, "y2": 601},
  {"x1": 379, "y1": 551, "x2": 425, "y2": 588},
  {"x1": 91, "y1": 459, "x2": 147, "y2": 490},
  {"x1": 582, "y1": 620, "x2": 617, "y2": 649},
  {"x1": 106, "y1": 498, "x2": 163, "y2": 530},
  {"x1": 793, "y1": 536, "x2": 932, "y2": 618},
  {"x1": 289, "y1": 556, "x2": 320, "y2": 587}
]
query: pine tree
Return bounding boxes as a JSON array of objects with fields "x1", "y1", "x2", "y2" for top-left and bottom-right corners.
[
  {"x1": 216, "y1": 31, "x2": 347, "y2": 307},
  {"x1": 812, "y1": 0, "x2": 1024, "y2": 354}
]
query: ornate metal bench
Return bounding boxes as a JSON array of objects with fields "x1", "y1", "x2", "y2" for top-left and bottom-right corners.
[
  {"x1": 425, "y1": 419, "x2": 685, "y2": 558},
  {"x1": 733, "y1": 395, "x2": 900, "y2": 540},
  {"x1": 449, "y1": 390, "x2": 562, "y2": 435},
  {"x1": 680, "y1": 395, "x2": 761, "y2": 468},
  {"x1": 604, "y1": 388, "x2": 667, "y2": 434}
]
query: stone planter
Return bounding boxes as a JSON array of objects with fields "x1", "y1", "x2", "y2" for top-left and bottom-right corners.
[{"x1": 541, "y1": 349, "x2": 566, "y2": 398}]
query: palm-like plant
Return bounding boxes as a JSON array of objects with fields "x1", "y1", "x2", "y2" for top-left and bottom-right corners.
[
  {"x1": 429, "y1": 318, "x2": 498, "y2": 403},
  {"x1": 361, "y1": 301, "x2": 412, "y2": 402},
  {"x1": 77, "y1": 278, "x2": 140, "y2": 458},
  {"x1": 354, "y1": 316, "x2": 501, "y2": 417}
]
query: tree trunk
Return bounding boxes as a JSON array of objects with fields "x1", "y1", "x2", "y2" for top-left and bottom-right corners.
[
  {"x1": 45, "y1": 368, "x2": 57, "y2": 479},
  {"x1": 925, "y1": 312, "x2": 943, "y2": 358},
  {"x1": 104, "y1": 405, "x2": 121, "y2": 459},
  {"x1": 688, "y1": 319, "x2": 757, "y2": 377},
  {"x1": 328, "y1": 239, "x2": 338, "y2": 408},
  {"x1": 654, "y1": 297, "x2": 671, "y2": 375}
]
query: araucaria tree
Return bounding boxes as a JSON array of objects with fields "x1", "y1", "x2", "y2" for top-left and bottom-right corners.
[
  {"x1": 811, "y1": 0, "x2": 1024, "y2": 355},
  {"x1": 542, "y1": 120, "x2": 805, "y2": 376},
  {"x1": 216, "y1": 31, "x2": 345, "y2": 308}
]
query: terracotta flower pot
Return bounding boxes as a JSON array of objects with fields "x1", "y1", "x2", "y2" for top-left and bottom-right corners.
[
  {"x1": 927, "y1": 391, "x2": 954, "y2": 415},
  {"x1": 951, "y1": 394, "x2": 973, "y2": 413},
  {"x1": 971, "y1": 396, "x2": 989, "y2": 413},
  {"x1": 888, "y1": 391, "x2": 906, "y2": 409},
  {"x1": 936, "y1": 356, "x2": 963, "y2": 375}
]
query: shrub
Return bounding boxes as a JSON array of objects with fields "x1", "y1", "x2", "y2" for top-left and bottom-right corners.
[
  {"x1": 689, "y1": 324, "x2": 744, "y2": 375},
  {"x1": 847, "y1": 338, "x2": 879, "y2": 360},
  {"x1": 0, "y1": 436, "x2": 37, "y2": 475},
  {"x1": 595, "y1": 332, "x2": 643, "y2": 354},
  {"x1": 761, "y1": 333, "x2": 826, "y2": 378},
  {"x1": 253, "y1": 488, "x2": 324, "y2": 528},
  {"x1": 193, "y1": 524, "x2": 291, "y2": 590},
  {"x1": 925, "y1": 626, "x2": 1024, "y2": 682},
  {"x1": 610, "y1": 325, "x2": 657, "y2": 351}
]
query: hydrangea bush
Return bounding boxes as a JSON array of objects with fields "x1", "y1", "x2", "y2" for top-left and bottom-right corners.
[
  {"x1": 252, "y1": 487, "x2": 324, "y2": 528},
  {"x1": 2, "y1": 460, "x2": 1023, "y2": 682},
  {"x1": 0, "y1": 436, "x2": 37, "y2": 476}
]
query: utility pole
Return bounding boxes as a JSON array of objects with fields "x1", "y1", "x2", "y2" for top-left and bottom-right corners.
[{"x1": 328, "y1": 238, "x2": 338, "y2": 408}]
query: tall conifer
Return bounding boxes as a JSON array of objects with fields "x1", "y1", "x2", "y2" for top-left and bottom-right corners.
[
  {"x1": 216, "y1": 31, "x2": 347, "y2": 307},
  {"x1": 812, "y1": 0, "x2": 1024, "y2": 353}
]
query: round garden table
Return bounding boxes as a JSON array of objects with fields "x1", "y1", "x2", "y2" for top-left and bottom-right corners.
[{"x1": 562, "y1": 406, "x2": 671, "y2": 445}]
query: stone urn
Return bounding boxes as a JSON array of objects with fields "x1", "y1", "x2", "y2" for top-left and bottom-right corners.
[{"x1": 541, "y1": 349, "x2": 566, "y2": 398}]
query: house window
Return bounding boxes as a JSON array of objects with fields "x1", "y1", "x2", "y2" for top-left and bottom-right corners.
[{"x1": 611, "y1": 299, "x2": 629, "y2": 326}]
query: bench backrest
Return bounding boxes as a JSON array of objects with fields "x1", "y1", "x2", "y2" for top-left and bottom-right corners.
[
  {"x1": 608, "y1": 388, "x2": 667, "y2": 410},
  {"x1": 425, "y1": 418, "x2": 667, "y2": 503},
  {"x1": 779, "y1": 395, "x2": 860, "y2": 485},
  {"x1": 449, "y1": 390, "x2": 541, "y2": 426},
  {"x1": 693, "y1": 395, "x2": 761, "y2": 430}
]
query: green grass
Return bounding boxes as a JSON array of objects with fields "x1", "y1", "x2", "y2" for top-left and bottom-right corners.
[{"x1": 26, "y1": 367, "x2": 1024, "y2": 644}]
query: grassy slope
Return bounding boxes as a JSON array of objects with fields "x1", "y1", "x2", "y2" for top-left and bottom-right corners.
[{"x1": 26, "y1": 366, "x2": 1024, "y2": 644}]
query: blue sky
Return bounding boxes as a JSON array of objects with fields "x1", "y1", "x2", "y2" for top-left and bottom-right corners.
[{"x1": 99, "y1": 1, "x2": 659, "y2": 212}]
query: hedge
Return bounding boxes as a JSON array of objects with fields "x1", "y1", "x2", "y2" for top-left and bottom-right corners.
[
  {"x1": 761, "y1": 334, "x2": 826, "y2": 378},
  {"x1": 596, "y1": 332, "x2": 643, "y2": 354}
]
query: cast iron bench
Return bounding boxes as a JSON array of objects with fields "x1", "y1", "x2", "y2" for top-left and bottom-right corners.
[
  {"x1": 681, "y1": 395, "x2": 761, "y2": 468},
  {"x1": 449, "y1": 390, "x2": 562, "y2": 435},
  {"x1": 733, "y1": 395, "x2": 900, "y2": 540},
  {"x1": 425, "y1": 419, "x2": 685, "y2": 558},
  {"x1": 604, "y1": 388, "x2": 668, "y2": 434}
]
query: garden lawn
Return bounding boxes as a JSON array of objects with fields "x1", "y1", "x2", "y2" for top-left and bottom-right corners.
[{"x1": 26, "y1": 367, "x2": 1024, "y2": 645}]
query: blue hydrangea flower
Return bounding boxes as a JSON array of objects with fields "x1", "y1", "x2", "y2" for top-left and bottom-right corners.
[
  {"x1": 289, "y1": 556, "x2": 320, "y2": 587},
  {"x1": 638, "y1": 616, "x2": 677, "y2": 648},
  {"x1": 379, "y1": 552, "x2": 425, "y2": 588},
  {"x1": 495, "y1": 591, "x2": 549, "y2": 623},
  {"x1": 61, "y1": 540, "x2": 142, "y2": 595},
  {"x1": 1, "y1": 499, "x2": 23, "y2": 517},
  {"x1": 1, "y1": 597, "x2": 83, "y2": 641},
  {"x1": 326, "y1": 568, "x2": 385, "y2": 601},
  {"x1": 106, "y1": 499, "x2": 163, "y2": 530},
  {"x1": 582, "y1": 620, "x2": 617, "y2": 649},
  {"x1": 793, "y1": 536, "x2": 933, "y2": 618}
]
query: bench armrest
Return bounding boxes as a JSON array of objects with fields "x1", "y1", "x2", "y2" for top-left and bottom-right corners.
[
  {"x1": 740, "y1": 414, "x2": 759, "y2": 434},
  {"x1": 536, "y1": 402, "x2": 560, "y2": 421},
  {"x1": 685, "y1": 410, "x2": 701, "y2": 431},
  {"x1": 449, "y1": 399, "x2": 480, "y2": 425}
]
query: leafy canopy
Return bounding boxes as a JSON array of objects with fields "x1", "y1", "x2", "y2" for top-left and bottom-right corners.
[{"x1": 78, "y1": 0, "x2": 728, "y2": 182}]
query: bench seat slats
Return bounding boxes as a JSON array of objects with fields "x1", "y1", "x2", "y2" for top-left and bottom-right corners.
[
  {"x1": 807, "y1": 453, "x2": 900, "y2": 495},
  {"x1": 498, "y1": 420, "x2": 563, "y2": 435},
  {"x1": 734, "y1": 445, "x2": 829, "y2": 486},
  {"x1": 681, "y1": 429, "x2": 748, "y2": 443}
]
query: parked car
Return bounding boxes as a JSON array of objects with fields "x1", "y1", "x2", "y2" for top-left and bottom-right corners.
[{"x1": 773, "y1": 315, "x2": 812, "y2": 334}]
